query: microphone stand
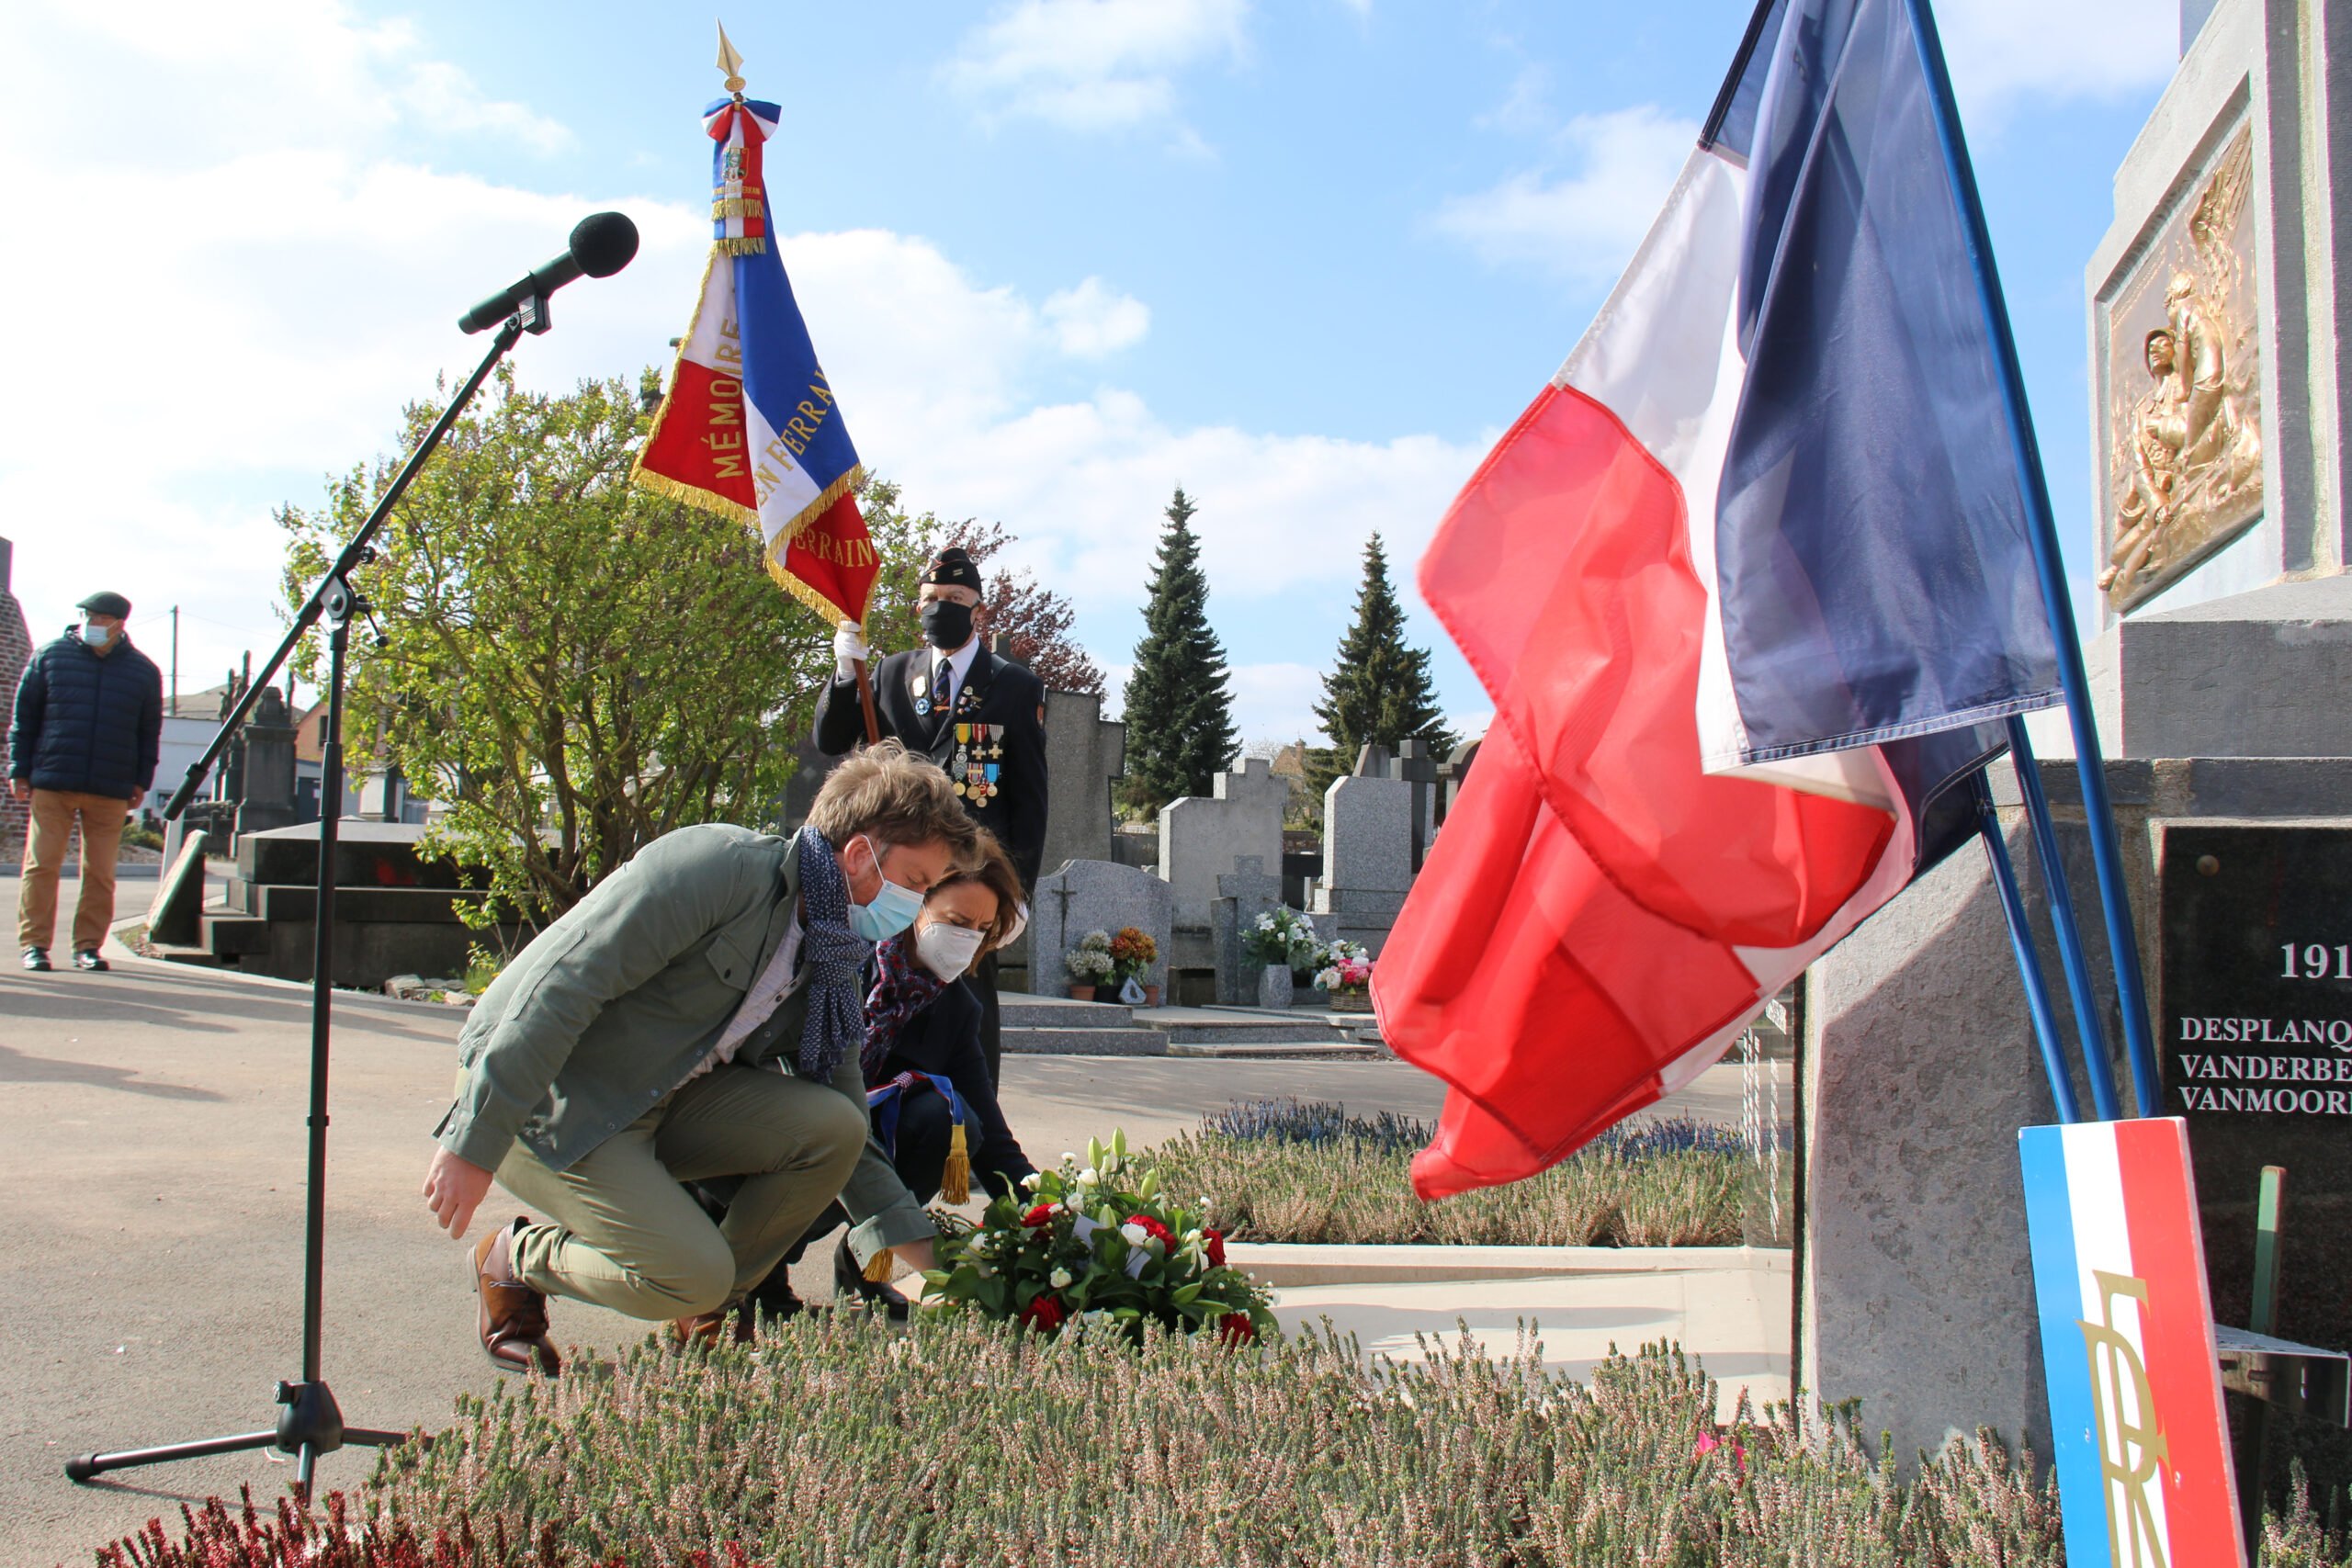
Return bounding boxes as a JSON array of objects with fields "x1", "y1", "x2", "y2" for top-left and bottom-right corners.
[{"x1": 68, "y1": 302, "x2": 543, "y2": 1501}]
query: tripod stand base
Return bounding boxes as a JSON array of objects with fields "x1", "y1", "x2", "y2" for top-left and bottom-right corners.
[{"x1": 67, "y1": 1379, "x2": 406, "y2": 1499}]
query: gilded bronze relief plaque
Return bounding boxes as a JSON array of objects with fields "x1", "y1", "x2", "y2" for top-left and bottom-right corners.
[{"x1": 2100, "y1": 124, "x2": 2264, "y2": 613}]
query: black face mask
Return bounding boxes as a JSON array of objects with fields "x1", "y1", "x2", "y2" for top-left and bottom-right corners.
[{"x1": 921, "y1": 600, "x2": 976, "y2": 649}]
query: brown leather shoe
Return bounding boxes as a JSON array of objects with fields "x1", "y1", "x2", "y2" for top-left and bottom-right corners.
[
  {"x1": 668, "y1": 1303, "x2": 758, "y2": 1350},
  {"x1": 472, "y1": 1216, "x2": 560, "y2": 1376}
]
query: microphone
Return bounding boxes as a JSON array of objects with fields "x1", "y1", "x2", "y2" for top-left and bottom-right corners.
[{"x1": 457, "y1": 211, "x2": 639, "y2": 334}]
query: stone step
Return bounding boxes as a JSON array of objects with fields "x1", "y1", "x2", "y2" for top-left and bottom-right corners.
[
  {"x1": 1164, "y1": 1039, "x2": 1390, "y2": 1060},
  {"x1": 1152, "y1": 1017, "x2": 1340, "y2": 1044},
  {"x1": 1000, "y1": 1026, "x2": 1168, "y2": 1056},
  {"x1": 998, "y1": 998, "x2": 1139, "y2": 1030},
  {"x1": 198, "y1": 910, "x2": 270, "y2": 958}
]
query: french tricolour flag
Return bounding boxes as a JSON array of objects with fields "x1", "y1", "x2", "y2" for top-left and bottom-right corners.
[
  {"x1": 634, "y1": 95, "x2": 877, "y2": 626},
  {"x1": 2019, "y1": 1119, "x2": 2243, "y2": 1568},
  {"x1": 1375, "y1": 0, "x2": 2064, "y2": 1197}
]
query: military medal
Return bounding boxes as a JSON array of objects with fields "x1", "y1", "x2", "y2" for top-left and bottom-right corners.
[
  {"x1": 951, "y1": 723, "x2": 971, "y2": 795},
  {"x1": 913, "y1": 695, "x2": 933, "y2": 716}
]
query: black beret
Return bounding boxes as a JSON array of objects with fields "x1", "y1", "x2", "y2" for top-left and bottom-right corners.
[
  {"x1": 77, "y1": 591, "x2": 131, "y2": 618},
  {"x1": 922, "y1": 547, "x2": 983, "y2": 592}
]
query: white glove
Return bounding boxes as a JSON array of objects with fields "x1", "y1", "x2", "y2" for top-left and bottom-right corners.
[{"x1": 832, "y1": 622, "x2": 870, "y2": 681}]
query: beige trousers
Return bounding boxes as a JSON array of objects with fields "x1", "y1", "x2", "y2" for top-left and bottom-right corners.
[
  {"x1": 17, "y1": 789, "x2": 130, "y2": 953},
  {"x1": 492, "y1": 1063, "x2": 867, "y2": 1322}
]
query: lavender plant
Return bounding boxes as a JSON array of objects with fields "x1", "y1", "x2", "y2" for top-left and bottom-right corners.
[{"x1": 1152, "y1": 1100, "x2": 1751, "y2": 1247}]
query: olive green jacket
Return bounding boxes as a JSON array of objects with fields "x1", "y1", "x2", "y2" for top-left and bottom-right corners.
[{"x1": 433, "y1": 822, "x2": 932, "y2": 1261}]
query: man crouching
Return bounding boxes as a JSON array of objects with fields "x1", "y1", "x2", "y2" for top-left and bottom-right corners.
[{"x1": 420, "y1": 741, "x2": 978, "y2": 1373}]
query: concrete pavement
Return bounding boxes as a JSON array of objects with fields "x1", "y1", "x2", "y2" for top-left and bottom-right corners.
[{"x1": 0, "y1": 886, "x2": 1786, "y2": 1567}]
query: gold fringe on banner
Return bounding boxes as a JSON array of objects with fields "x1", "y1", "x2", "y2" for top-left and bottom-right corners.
[
  {"x1": 629, "y1": 250, "x2": 760, "y2": 525},
  {"x1": 940, "y1": 1121, "x2": 972, "y2": 1205},
  {"x1": 709, "y1": 197, "x2": 765, "y2": 220},
  {"x1": 863, "y1": 1247, "x2": 898, "y2": 1283},
  {"x1": 718, "y1": 236, "x2": 766, "y2": 256},
  {"x1": 761, "y1": 463, "x2": 868, "y2": 624}
]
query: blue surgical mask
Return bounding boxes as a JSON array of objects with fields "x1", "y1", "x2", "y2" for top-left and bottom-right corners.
[
  {"x1": 80, "y1": 622, "x2": 110, "y2": 647},
  {"x1": 847, "y1": 835, "x2": 924, "y2": 942}
]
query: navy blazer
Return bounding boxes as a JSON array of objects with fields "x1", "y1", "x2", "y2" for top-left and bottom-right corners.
[
  {"x1": 814, "y1": 645, "x2": 1049, "y2": 890},
  {"x1": 875, "y1": 977, "x2": 1035, "y2": 1197}
]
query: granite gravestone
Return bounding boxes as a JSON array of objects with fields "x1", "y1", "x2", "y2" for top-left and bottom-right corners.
[
  {"x1": 1158, "y1": 758, "x2": 1285, "y2": 929},
  {"x1": 1210, "y1": 855, "x2": 1285, "y2": 1005},
  {"x1": 2161, "y1": 824, "x2": 2352, "y2": 1355},
  {"x1": 1309, "y1": 773, "x2": 1412, "y2": 957},
  {"x1": 1028, "y1": 859, "x2": 1171, "y2": 997}
]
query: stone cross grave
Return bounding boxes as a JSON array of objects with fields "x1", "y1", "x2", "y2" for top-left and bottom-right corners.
[
  {"x1": 1158, "y1": 757, "x2": 1285, "y2": 931},
  {"x1": 1026, "y1": 858, "x2": 1172, "y2": 997},
  {"x1": 1394, "y1": 739, "x2": 1440, "y2": 873},
  {"x1": 1210, "y1": 854, "x2": 1287, "y2": 1005},
  {"x1": 1309, "y1": 771, "x2": 1413, "y2": 957}
]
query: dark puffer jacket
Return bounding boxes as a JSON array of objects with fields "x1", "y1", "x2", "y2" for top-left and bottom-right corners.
[{"x1": 9, "y1": 631, "x2": 164, "y2": 800}]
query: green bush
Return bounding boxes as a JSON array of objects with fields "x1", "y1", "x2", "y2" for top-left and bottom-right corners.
[{"x1": 1142, "y1": 1102, "x2": 1751, "y2": 1247}]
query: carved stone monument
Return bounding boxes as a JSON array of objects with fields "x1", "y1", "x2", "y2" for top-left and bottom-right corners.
[
  {"x1": 2085, "y1": 0, "x2": 2352, "y2": 759},
  {"x1": 1800, "y1": 0, "x2": 2352, "y2": 1477}
]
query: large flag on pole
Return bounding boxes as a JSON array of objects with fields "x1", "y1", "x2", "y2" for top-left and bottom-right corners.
[
  {"x1": 1377, "y1": 0, "x2": 2064, "y2": 1198},
  {"x1": 633, "y1": 66, "x2": 877, "y2": 626}
]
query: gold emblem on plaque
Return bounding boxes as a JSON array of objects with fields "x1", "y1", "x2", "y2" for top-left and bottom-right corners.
[{"x1": 2100, "y1": 125, "x2": 2263, "y2": 612}]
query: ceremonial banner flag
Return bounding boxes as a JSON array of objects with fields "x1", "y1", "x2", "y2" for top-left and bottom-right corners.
[
  {"x1": 2018, "y1": 1118, "x2": 2244, "y2": 1568},
  {"x1": 1376, "y1": 0, "x2": 2064, "y2": 1197},
  {"x1": 634, "y1": 90, "x2": 877, "y2": 625}
]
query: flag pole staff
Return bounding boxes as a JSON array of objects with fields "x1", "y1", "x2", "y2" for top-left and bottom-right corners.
[
  {"x1": 1902, "y1": 0, "x2": 2161, "y2": 1118},
  {"x1": 2007, "y1": 714, "x2": 2124, "y2": 1119},
  {"x1": 851, "y1": 647, "x2": 882, "y2": 745},
  {"x1": 718, "y1": 22, "x2": 881, "y2": 747},
  {"x1": 1973, "y1": 773, "x2": 2085, "y2": 1122}
]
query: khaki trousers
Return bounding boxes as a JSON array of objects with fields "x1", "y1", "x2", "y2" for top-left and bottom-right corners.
[
  {"x1": 492, "y1": 1063, "x2": 867, "y2": 1322},
  {"x1": 17, "y1": 789, "x2": 130, "y2": 953}
]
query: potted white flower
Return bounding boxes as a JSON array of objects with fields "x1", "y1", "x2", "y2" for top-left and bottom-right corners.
[{"x1": 1064, "y1": 930, "x2": 1114, "y2": 1001}]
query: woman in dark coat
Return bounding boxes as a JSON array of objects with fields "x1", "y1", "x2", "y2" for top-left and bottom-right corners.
[{"x1": 745, "y1": 835, "x2": 1035, "y2": 1320}]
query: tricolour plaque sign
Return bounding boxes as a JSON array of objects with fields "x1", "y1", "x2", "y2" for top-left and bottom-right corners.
[{"x1": 2020, "y1": 1118, "x2": 2245, "y2": 1568}]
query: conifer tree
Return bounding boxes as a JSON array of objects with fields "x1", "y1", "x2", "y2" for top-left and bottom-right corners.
[
  {"x1": 1306, "y1": 533, "x2": 1456, "y2": 799},
  {"x1": 1118, "y1": 487, "x2": 1238, "y2": 816}
]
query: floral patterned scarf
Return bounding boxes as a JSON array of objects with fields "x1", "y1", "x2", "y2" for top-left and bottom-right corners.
[{"x1": 861, "y1": 931, "x2": 947, "y2": 1082}]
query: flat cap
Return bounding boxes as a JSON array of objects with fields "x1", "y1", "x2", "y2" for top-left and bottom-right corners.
[{"x1": 76, "y1": 591, "x2": 131, "y2": 618}]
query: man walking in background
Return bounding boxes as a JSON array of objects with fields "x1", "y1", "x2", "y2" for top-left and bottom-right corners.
[{"x1": 10, "y1": 590, "x2": 163, "y2": 973}]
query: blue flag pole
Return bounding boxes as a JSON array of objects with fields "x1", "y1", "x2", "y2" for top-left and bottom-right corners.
[
  {"x1": 1973, "y1": 772, "x2": 2084, "y2": 1123},
  {"x1": 2005, "y1": 716, "x2": 2125, "y2": 1121},
  {"x1": 1902, "y1": 0, "x2": 2162, "y2": 1120}
]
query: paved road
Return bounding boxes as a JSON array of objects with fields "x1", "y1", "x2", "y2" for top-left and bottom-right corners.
[{"x1": 0, "y1": 886, "x2": 1777, "y2": 1567}]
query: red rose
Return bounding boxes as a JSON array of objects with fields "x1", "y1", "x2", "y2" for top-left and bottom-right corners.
[
  {"x1": 1202, "y1": 1227, "x2": 1227, "y2": 1269},
  {"x1": 1022, "y1": 1203, "x2": 1057, "y2": 1228},
  {"x1": 1126, "y1": 1214, "x2": 1173, "y2": 1247},
  {"x1": 1020, "y1": 1294, "x2": 1068, "y2": 1332},
  {"x1": 1216, "y1": 1312, "x2": 1256, "y2": 1346}
]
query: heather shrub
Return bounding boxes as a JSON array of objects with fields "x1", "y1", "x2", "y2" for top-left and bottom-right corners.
[
  {"x1": 1147, "y1": 1100, "x2": 1751, "y2": 1247},
  {"x1": 96, "y1": 1315, "x2": 2352, "y2": 1565}
]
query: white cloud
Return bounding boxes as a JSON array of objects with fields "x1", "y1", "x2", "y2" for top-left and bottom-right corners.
[
  {"x1": 944, "y1": 0, "x2": 1249, "y2": 137},
  {"x1": 1043, "y1": 278, "x2": 1152, "y2": 357},
  {"x1": 1935, "y1": 0, "x2": 2177, "y2": 119},
  {"x1": 1430, "y1": 105, "x2": 1697, "y2": 280},
  {"x1": 0, "y1": 1, "x2": 1486, "y2": 722}
]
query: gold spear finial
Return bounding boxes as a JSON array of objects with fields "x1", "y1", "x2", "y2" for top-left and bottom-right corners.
[{"x1": 716, "y1": 20, "x2": 747, "y2": 96}]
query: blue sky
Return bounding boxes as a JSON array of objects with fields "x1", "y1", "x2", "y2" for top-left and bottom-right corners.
[{"x1": 1, "y1": 0, "x2": 2180, "y2": 742}]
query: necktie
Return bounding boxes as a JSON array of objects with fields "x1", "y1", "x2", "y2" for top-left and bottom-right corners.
[{"x1": 932, "y1": 659, "x2": 952, "y2": 717}]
